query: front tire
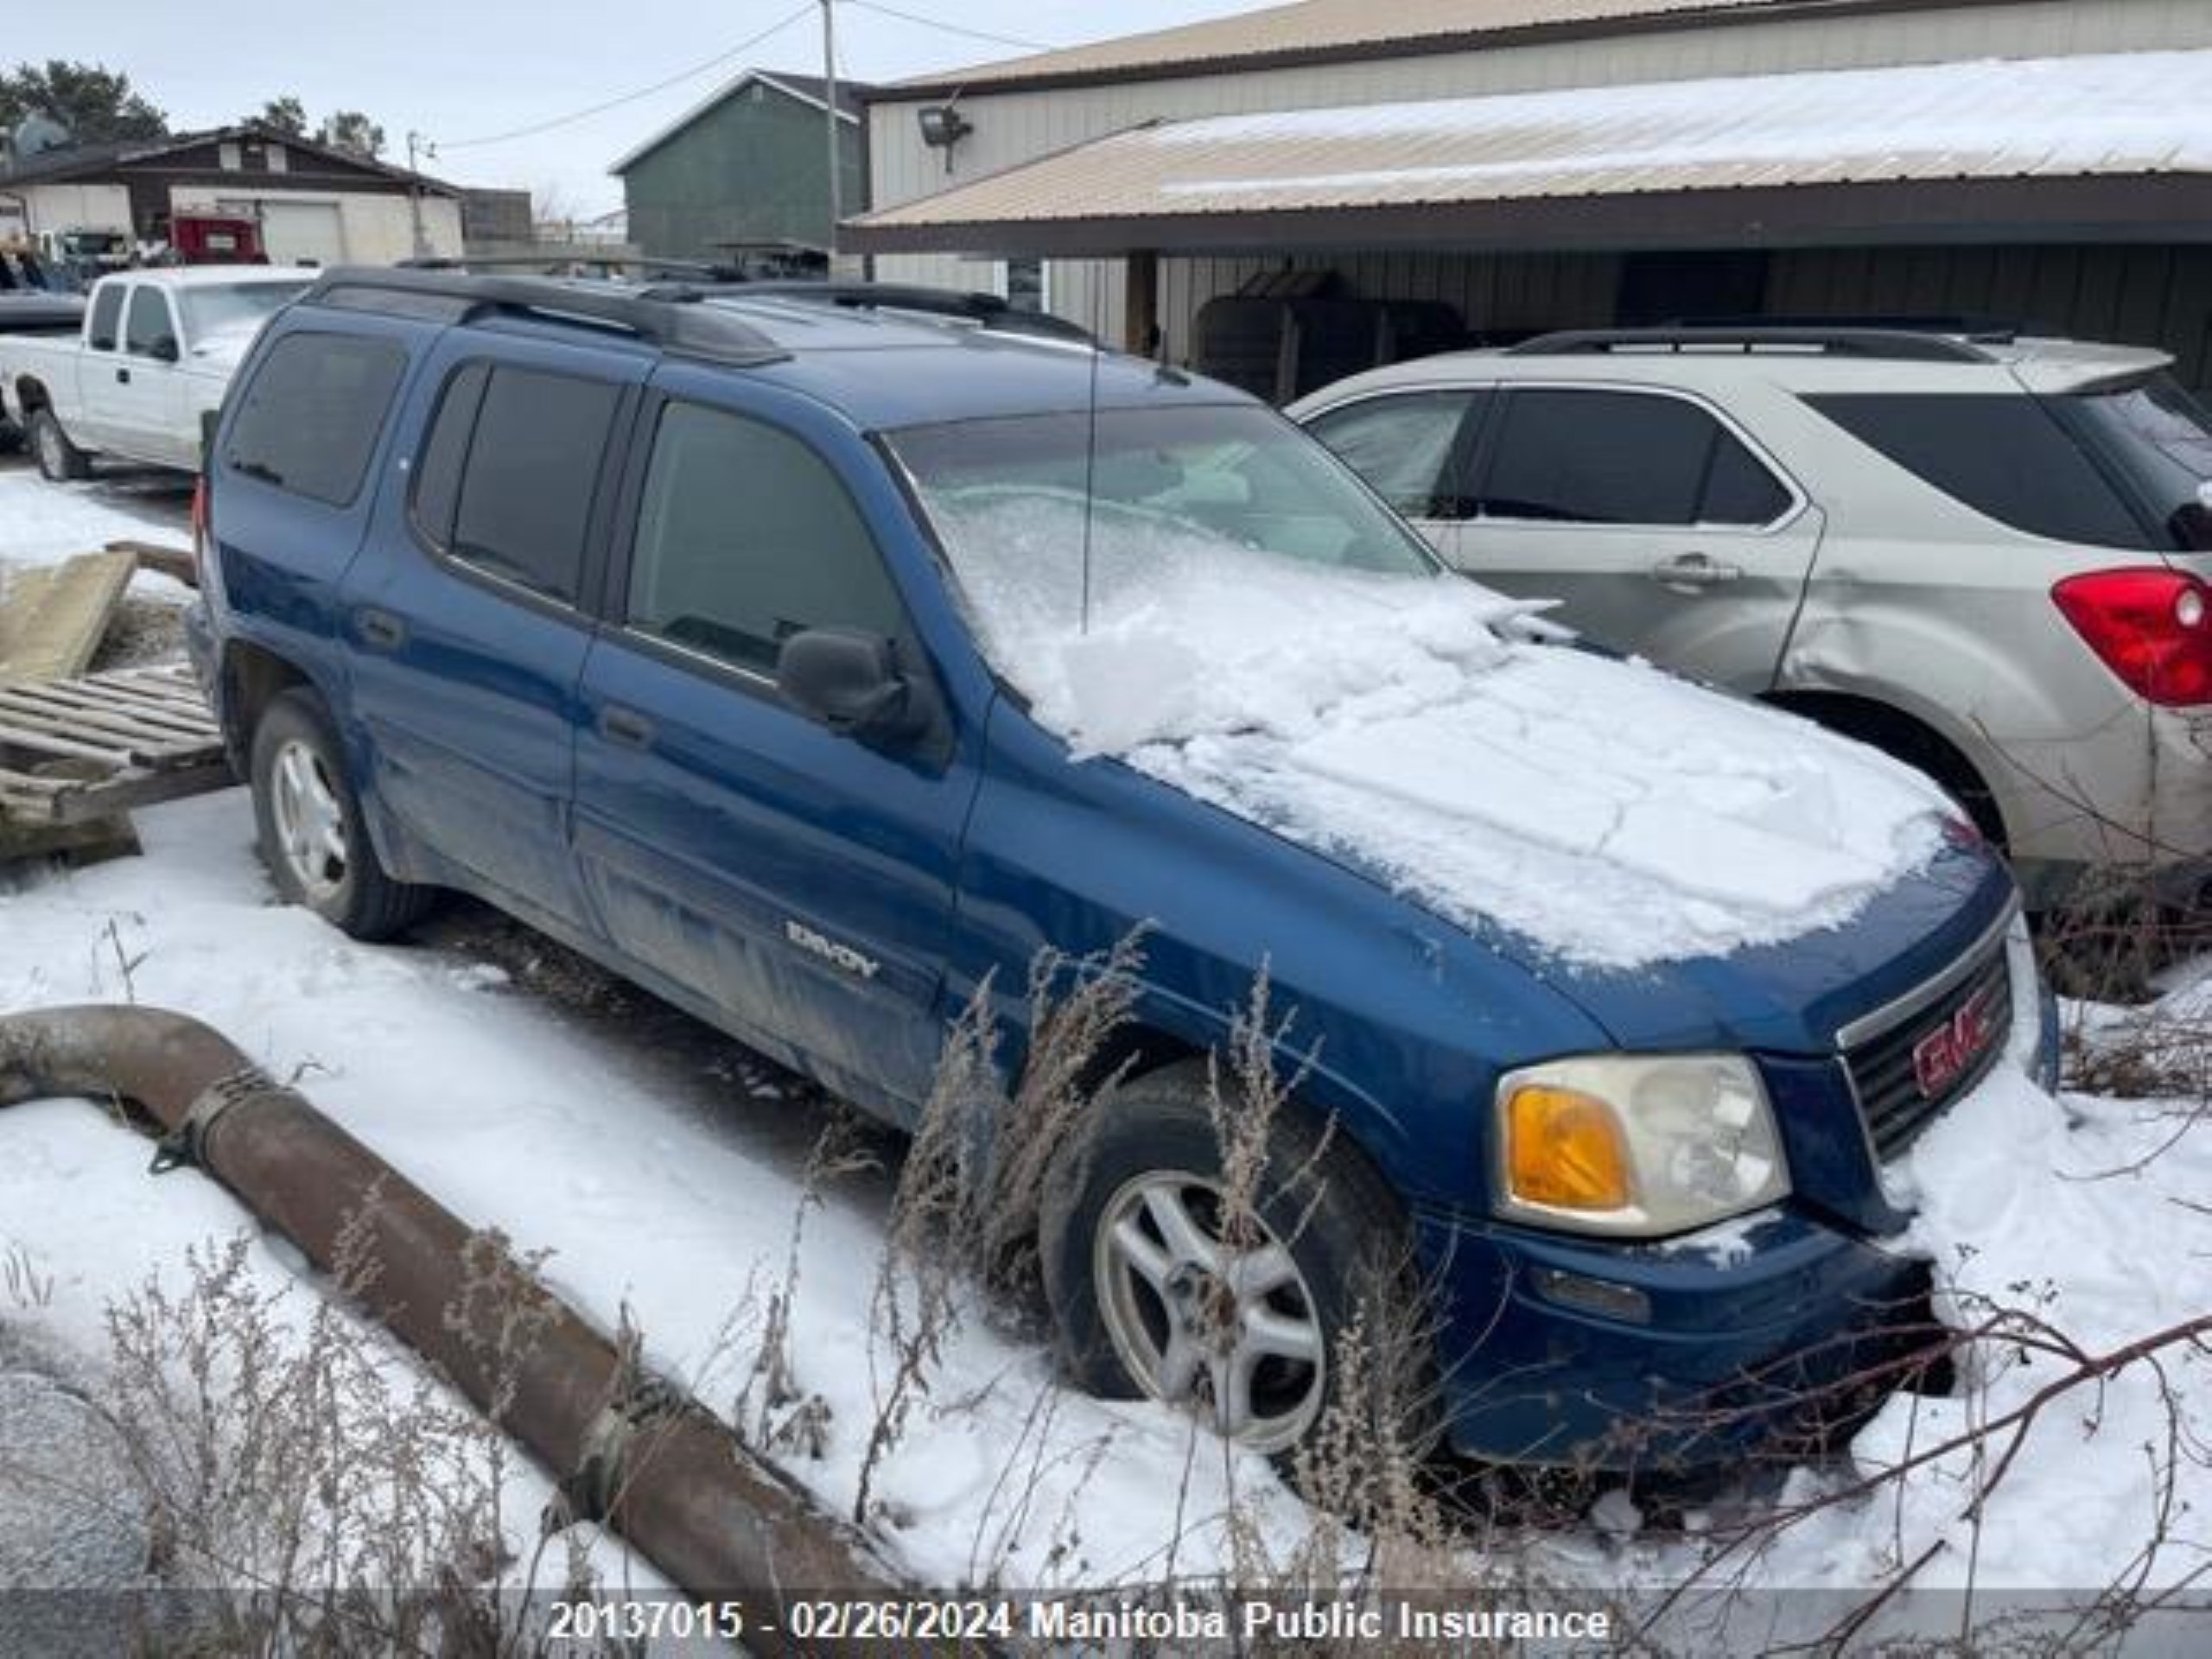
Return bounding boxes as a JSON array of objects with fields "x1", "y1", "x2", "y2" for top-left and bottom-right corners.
[
  {"x1": 1039, "y1": 1062, "x2": 1426, "y2": 1460},
  {"x1": 250, "y1": 688, "x2": 431, "y2": 940},
  {"x1": 28, "y1": 409, "x2": 91, "y2": 482}
]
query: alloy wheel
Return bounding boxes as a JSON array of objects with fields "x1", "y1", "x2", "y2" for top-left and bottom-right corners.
[
  {"x1": 1091, "y1": 1170, "x2": 1327, "y2": 1452},
  {"x1": 269, "y1": 739, "x2": 349, "y2": 900}
]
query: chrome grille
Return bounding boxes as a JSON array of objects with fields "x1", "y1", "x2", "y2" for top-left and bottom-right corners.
[{"x1": 1841, "y1": 936, "x2": 2012, "y2": 1163}]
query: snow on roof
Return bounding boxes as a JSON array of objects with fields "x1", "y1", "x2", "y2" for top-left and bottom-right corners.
[
  {"x1": 884, "y1": 0, "x2": 1819, "y2": 96},
  {"x1": 855, "y1": 48, "x2": 2212, "y2": 232}
]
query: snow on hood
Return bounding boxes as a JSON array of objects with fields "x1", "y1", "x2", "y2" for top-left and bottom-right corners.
[{"x1": 941, "y1": 497, "x2": 1949, "y2": 969}]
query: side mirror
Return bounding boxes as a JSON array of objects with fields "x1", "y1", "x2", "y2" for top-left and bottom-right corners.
[
  {"x1": 150, "y1": 335, "x2": 180, "y2": 364},
  {"x1": 776, "y1": 628, "x2": 911, "y2": 738}
]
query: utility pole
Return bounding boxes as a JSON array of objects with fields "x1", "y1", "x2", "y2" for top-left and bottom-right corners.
[
  {"x1": 820, "y1": 0, "x2": 841, "y2": 272},
  {"x1": 404, "y1": 130, "x2": 434, "y2": 259}
]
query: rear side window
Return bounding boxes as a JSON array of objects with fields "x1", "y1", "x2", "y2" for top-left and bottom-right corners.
[
  {"x1": 417, "y1": 364, "x2": 622, "y2": 605},
  {"x1": 225, "y1": 331, "x2": 407, "y2": 506},
  {"x1": 87, "y1": 285, "x2": 124, "y2": 351},
  {"x1": 124, "y1": 288, "x2": 175, "y2": 359},
  {"x1": 1478, "y1": 388, "x2": 1789, "y2": 527},
  {"x1": 625, "y1": 401, "x2": 904, "y2": 676},
  {"x1": 1807, "y1": 393, "x2": 2153, "y2": 550},
  {"x1": 1304, "y1": 391, "x2": 1487, "y2": 520}
]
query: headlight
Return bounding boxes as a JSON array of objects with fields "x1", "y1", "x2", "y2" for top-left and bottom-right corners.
[{"x1": 1494, "y1": 1053, "x2": 1790, "y2": 1238}]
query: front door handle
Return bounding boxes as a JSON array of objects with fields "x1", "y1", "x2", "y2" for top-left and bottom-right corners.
[
  {"x1": 1651, "y1": 552, "x2": 1743, "y2": 591},
  {"x1": 355, "y1": 607, "x2": 406, "y2": 651},
  {"x1": 598, "y1": 706, "x2": 656, "y2": 750},
  {"x1": 116, "y1": 366, "x2": 131, "y2": 385}
]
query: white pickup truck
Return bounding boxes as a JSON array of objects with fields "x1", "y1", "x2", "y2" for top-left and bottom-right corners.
[{"x1": 0, "y1": 267, "x2": 311, "y2": 479}]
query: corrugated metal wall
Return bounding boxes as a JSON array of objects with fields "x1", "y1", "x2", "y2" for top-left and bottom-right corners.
[
  {"x1": 867, "y1": 1, "x2": 2212, "y2": 336},
  {"x1": 1147, "y1": 244, "x2": 2212, "y2": 394}
]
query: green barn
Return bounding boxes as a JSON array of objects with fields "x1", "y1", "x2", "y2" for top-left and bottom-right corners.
[{"x1": 611, "y1": 69, "x2": 867, "y2": 266}]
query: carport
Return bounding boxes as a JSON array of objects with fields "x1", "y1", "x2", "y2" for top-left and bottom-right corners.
[{"x1": 846, "y1": 48, "x2": 2212, "y2": 395}]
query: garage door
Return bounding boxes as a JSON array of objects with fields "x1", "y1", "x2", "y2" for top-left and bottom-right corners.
[{"x1": 257, "y1": 200, "x2": 346, "y2": 267}]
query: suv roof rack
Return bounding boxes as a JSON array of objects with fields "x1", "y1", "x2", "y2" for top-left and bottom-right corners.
[
  {"x1": 1505, "y1": 327, "x2": 1998, "y2": 365},
  {"x1": 723, "y1": 281, "x2": 1096, "y2": 346},
  {"x1": 1675, "y1": 313, "x2": 2024, "y2": 343},
  {"x1": 304, "y1": 265, "x2": 790, "y2": 366}
]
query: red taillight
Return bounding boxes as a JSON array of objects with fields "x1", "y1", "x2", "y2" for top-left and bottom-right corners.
[
  {"x1": 2051, "y1": 568, "x2": 2212, "y2": 707},
  {"x1": 190, "y1": 476, "x2": 209, "y2": 582}
]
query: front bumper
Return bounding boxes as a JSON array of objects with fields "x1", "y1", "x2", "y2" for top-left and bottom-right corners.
[
  {"x1": 1424, "y1": 942, "x2": 2055, "y2": 1473},
  {"x1": 1421, "y1": 1203, "x2": 1932, "y2": 1471}
]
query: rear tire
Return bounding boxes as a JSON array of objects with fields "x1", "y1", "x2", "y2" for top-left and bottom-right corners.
[
  {"x1": 250, "y1": 688, "x2": 432, "y2": 941},
  {"x1": 28, "y1": 409, "x2": 91, "y2": 482},
  {"x1": 1039, "y1": 1061, "x2": 1432, "y2": 1465}
]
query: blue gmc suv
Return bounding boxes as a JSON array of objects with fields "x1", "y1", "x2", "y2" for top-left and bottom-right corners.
[{"x1": 189, "y1": 269, "x2": 2057, "y2": 1472}]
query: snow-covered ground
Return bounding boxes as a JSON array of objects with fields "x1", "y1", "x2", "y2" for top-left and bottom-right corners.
[
  {"x1": 3, "y1": 468, "x2": 2209, "y2": 1647},
  {"x1": 0, "y1": 458, "x2": 193, "y2": 582}
]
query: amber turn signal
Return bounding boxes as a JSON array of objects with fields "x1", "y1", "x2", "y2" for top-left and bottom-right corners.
[{"x1": 1506, "y1": 1085, "x2": 1631, "y2": 1211}]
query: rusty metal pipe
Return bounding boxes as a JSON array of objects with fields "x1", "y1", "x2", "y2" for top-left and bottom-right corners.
[{"x1": 0, "y1": 1005, "x2": 902, "y2": 1653}]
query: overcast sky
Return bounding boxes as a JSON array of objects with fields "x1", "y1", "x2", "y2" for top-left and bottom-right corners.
[{"x1": 13, "y1": 1, "x2": 1257, "y2": 219}]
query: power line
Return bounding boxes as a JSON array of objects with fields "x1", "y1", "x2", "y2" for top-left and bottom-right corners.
[
  {"x1": 844, "y1": 1, "x2": 1055, "y2": 54},
  {"x1": 437, "y1": 4, "x2": 816, "y2": 150}
]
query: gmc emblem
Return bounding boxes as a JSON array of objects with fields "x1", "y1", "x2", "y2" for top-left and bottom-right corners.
[{"x1": 1911, "y1": 983, "x2": 2001, "y2": 1099}]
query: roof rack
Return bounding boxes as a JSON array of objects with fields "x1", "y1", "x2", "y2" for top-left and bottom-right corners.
[
  {"x1": 1675, "y1": 313, "x2": 2025, "y2": 343},
  {"x1": 725, "y1": 281, "x2": 1096, "y2": 345},
  {"x1": 303, "y1": 265, "x2": 788, "y2": 366},
  {"x1": 1505, "y1": 327, "x2": 1997, "y2": 365}
]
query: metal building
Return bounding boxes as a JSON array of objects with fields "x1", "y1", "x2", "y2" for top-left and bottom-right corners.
[{"x1": 847, "y1": 0, "x2": 2212, "y2": 394}]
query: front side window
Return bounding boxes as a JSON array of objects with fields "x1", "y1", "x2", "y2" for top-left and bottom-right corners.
[
  {"x1": 124, "y1": 287, "x2": 176, "y2": 359},
  {"x1": 419, "y1": 364, "x2": 622, "y2": 604},
  {"x1": 1478, "y1": 388, "x2": 1789, "y2": 528},
  {"x1": 1304, "y1": 391, "x2": 1487, "y2": 521},
  {"x1": 224, "y1": 331, "x2": 407, "y2": 506},
  {"x1": 626, "y1": 401, "x2": 904, "y2": 674}
]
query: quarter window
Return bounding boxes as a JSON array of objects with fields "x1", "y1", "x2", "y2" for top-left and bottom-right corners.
[
  {"x1": 1304, "y1": 391, "x2": 1487, "y2": 521},
  {"x1": 421, "y1": 364, "x2": 622, "y2": 604},
  {"x1": 626, "y1": 402, "x2": 904, "y2": 676},
  {"x1": 224, "y1": 331, "x2": 407, "y2": 507},
  {"x1": 1479, "y1": 388, "x2": 1789, "y2": 528}
]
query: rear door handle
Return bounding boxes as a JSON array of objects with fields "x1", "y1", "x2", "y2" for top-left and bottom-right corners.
[
  {"x1": 355, "y1": 607, "x2": 406, "y2": 651},
  {"x1": 116, "y1": 367, "x2": 130, "y2": 385},
  {"x1": 598, "y1": 706, "x2": 656, "y2": 750},
  {"x1": 1650, "y1": 552, "x2": 1743, "y2": 590}
]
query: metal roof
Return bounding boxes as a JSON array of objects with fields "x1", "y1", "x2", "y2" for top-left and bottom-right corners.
[
  {"x1": 608, "y1": 68, "x2": 873, "y2": 175},
  {"x1": 849, "y1": 48, "x2": 2212, "y2": 253},
  {"x1": 0, "y1": 124, "x2": 460, "y2": 196},
  {"x1": 880, "y1": 0, "x2": 1907, "y2": 99}
]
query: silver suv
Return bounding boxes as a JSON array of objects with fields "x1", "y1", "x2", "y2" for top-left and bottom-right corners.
[{"x1": 1292, "y1": 327, "x2": 2212, "y2": 907}]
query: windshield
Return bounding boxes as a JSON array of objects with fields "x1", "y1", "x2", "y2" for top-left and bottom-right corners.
[
  {"x1": 891, "y1": 403, "x2": 1440, "y2": 636},
  {"x1": 179, "y1": 281, "x2": 310, "y2": 344},
  {"x1": 2068, "y1": 374, "x2": 2212, "y2": 550}
]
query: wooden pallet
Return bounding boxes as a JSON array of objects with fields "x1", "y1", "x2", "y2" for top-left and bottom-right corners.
[{"x1": 0, "y1": 663, "x2": 230, "y2": 830}]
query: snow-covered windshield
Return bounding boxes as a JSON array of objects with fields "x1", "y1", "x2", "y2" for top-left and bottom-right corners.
[
  {"x1": 179, "y1": 282, "x2": 310, "y2": 346},
  {"x1": 892, "y1": 404, "x2": 1440, "y2": 635}
]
